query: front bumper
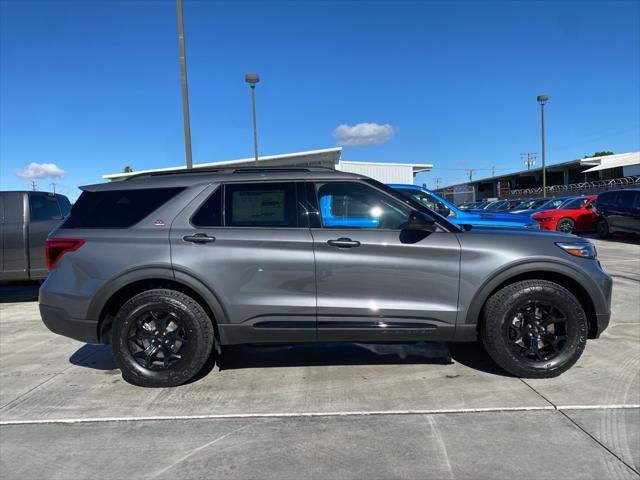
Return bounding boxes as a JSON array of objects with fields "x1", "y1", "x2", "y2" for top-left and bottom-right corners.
[{"x1": 39, "y1": 304, "x2": 100, "y2": 344}]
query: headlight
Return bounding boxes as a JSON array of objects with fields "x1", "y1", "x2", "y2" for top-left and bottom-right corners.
[
  {"x1": 555, "y1": 242, "x2": 597, "y2": 259},
  {"x1": 536, "y1": 217, "x2": 555, "y2": 222}
]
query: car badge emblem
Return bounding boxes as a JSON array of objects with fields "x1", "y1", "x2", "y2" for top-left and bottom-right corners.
[{"x1": 153, "y1": 219, "x2": 166, "y2": 227}]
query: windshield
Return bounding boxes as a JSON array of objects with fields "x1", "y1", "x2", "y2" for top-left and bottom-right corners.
[
  {"x1": 397, "y1": 187, "x2": 458, "y2": 213},
  {"x1": 514, "y1": 199, "x2": 541, "y2": 210},
  {"x1": 563, "y1": 197, "x2": 591, "y2": 209},
  {"x1": 541, "y1": 197, "x2": 572, "y2": 210}
]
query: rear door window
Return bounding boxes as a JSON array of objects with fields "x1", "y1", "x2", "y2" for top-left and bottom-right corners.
[
  {"x1": 224, "y1": 182, "x2": 297, "y2": 228},
  {"x1": 62, "y1": 187, "x2": 184, "y2": 228},
  {"x1": 29, "y1": 193, "x2": 62, "y2": 221}
]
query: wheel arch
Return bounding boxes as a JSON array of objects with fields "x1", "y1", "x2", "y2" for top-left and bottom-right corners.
[
  {"x1": 465, "y1": 262, "x2": 601, "y2": 339},
  {"x1": 90, "y1": 267, "x2": 228, "y2": 344}
]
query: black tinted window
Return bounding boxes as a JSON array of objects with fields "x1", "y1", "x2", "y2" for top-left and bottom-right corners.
[
  {"x1": 63, "y1": 187, "x2": 184, "y2": 228},
  {"x1": 30, "y1": 194, "x2": 62, "y2": 221},
  {"x1": 191, "y1": 187, "x2": 222, "y2": 227},
  {"x1": 225, "y1": 183, "x2": 297, "y2": 228},
  {"x1": 597, "y1": 192, "x2": 614, "y2": 206}
]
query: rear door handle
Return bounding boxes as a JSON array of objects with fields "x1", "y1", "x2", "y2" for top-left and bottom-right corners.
[
  {"x1": 183, "y1": 233, "x2": 216, "y2": 244},
  {"x1": 327, "y1": 238, "x2": 361, "y2": 248}
]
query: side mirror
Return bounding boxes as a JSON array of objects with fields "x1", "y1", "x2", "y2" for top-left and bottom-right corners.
[
  {"x1": 406, "y1": 210, "x2": 436, "y2": 232},
  {"x1": 437, "y1": 205, "x2": 451, "y2": 217}
]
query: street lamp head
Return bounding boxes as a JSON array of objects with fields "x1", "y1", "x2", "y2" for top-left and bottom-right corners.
[
  {"x1": 537, "y1": 94, "x2": 549, "y2": 105},
  {"x1": 245, "y1": 73, "x2": 260, "y2": 85}
]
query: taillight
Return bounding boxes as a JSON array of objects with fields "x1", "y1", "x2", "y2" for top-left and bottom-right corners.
[{"x1": 45, "y1": 238, "x2": 85, "y2": 271}]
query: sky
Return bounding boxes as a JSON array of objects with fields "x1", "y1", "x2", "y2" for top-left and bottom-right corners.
[{"x1": 1, "y1": 0, "x2": 639, "y2": 200}]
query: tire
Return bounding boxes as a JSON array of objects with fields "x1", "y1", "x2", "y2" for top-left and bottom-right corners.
[
  {"x1": 556, "y1": 217, "x2": 575, "y2": 234},
  {"x1": 481, "y1": 280, "x2": 587, "y2": 378},
  {"x1": 112, "y1": 289, "x2": 215, "y2": 387},
  {"x1": 596, "y1": 218, "x2": 611, "y2": 238}
]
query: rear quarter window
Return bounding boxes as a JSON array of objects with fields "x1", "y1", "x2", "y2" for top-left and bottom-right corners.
[{"x1": 62, "y1": 187, "x2": 184, "y2": 228}]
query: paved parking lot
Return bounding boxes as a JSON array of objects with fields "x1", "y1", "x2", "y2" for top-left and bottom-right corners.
[{"x1": 1, "y1": 236, "x2": 639, "y2": 479}]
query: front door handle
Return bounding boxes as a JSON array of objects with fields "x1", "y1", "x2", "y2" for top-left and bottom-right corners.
[
  {"x1": 327, "y1": 238, "x2": 361, "y2": 248},
  {"x1": 183, "y1": 233, "x2": 216, "y2": 244}
]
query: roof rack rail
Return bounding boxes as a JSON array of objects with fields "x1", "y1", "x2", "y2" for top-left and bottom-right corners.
[{"x1": 125, "y1": 165, "x2": 334, "y2": 180}]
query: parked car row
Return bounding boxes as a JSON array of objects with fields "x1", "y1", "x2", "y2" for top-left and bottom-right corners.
[{"x1": 456, "y1": 189, "x2": 640, "y2": 236}]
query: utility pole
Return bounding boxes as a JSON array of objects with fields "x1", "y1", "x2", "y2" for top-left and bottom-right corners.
[
  {"x1": 491, "y1": 166, "x2": 495, "y2": 177},
  {"x1": 244, "y1": 74, "x2": 260, "y2": 165},
  {"x1": 434, "y1": 178, "x2": 442, "y2": 190},
  {"x1": 537, "y1": 95, "x2": 549, "y2": 198},
  {"x1": 30, "y1": 180, "x2": 37, "y2": 191},
  {"x1": 467, "y1": 169, "x2": 476, "y2": 182},
  {"x1": 521, "y1": 152, "x2": 537, "y2": 170},
  {"x1": 176, "y1": 0, "x2": 193, "y2": 169}
]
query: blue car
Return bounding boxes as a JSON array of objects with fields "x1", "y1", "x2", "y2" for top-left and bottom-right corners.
[{"x1": 390, "y1": 184, "x2": 540, "y2": 229}]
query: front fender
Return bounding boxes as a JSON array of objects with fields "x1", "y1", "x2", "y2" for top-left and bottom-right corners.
[{"x1": 461, "y1": 258, "x2": 611, "y2": 328}]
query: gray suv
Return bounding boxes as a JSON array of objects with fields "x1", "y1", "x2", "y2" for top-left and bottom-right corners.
[{"x1": 39, "y1": 167, "x2": 612, "y2": 387}]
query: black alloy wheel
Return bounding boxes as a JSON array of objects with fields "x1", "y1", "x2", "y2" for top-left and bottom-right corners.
[
  {"x1": 128, "y1": 309, "x2": 188, "y2": 370},
  {"x1": 506, "y1": 301, "x2": 568, "y2": 362}
]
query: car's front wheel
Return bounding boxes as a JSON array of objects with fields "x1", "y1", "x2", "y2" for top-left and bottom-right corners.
[
  {"x1": 596, "y1": 218, "x2": 611, "y2": 238},
  {"x1": 481, "y1": 280, "x2": 587, "y2": 378},
  {"x1": 112, "y1": 289, "x2": 215, "y2": 387},
  {"x1": 556, "y1": 217, "x2": 575, "y2": 234}
]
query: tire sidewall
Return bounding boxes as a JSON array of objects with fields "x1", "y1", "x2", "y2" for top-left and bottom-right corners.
[
  {"x1": 112, "y1": 291, "x2": 213, "y2": 387},
  {"x1": 484, "y1": 281, "x2": 587, "y2": 377}
]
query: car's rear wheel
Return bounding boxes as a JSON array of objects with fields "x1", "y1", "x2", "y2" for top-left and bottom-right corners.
[
  {"x1": 481, "y1": 280, "x2": 587, "y2": 378},
  {"x1": 112, "y1": 289, "x2": 215, "y2": 387},
  {"x1": 596, "y1": 218, "x2": 611, "y2": 238},
  {"x1": 556, "y1": 217, "x2": 575, "y2": 234}
]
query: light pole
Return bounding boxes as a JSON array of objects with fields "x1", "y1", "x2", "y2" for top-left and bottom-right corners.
[
  {"x1": 176, "y1": 0, "x2": 193, "y2": 169},
  {"x1": 245, "y1": 73, "x2": 260, "y2": 165},
  {"x1": 537, "y1": 95, "x2": 548, "y2": 198}
]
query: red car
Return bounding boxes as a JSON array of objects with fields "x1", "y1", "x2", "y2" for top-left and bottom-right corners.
[{"x1": 531, "y1": 195, "x2": 598, "y2": 233}]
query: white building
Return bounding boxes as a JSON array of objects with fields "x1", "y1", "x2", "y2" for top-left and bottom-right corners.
[
  {"x1": 581, "y1": 151, "x2": 640, "y2": 177},
  {"x1": 103, "y1": 147, "x2": 432, "y2": 184}
]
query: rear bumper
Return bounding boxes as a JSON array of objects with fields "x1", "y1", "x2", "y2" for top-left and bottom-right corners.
[
  {"x1": 39, "y1": 304, "x2": 99, "y2": 344},
  {"x1": 592, "y1": 312, "x2": 611, "y2": 339}
]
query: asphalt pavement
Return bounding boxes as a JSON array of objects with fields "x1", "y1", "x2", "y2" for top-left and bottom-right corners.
[{"x1": 1, "y1": 235, "x2": 638, "y2": 479}]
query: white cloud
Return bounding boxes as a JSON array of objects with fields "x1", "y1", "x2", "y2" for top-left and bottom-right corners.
[
  {"x1": 333, "y1": 122, "x2": 396, "y2": 147},
  {"x1": 16, "y1": 162, "x2": 65, "y2": 179}
]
